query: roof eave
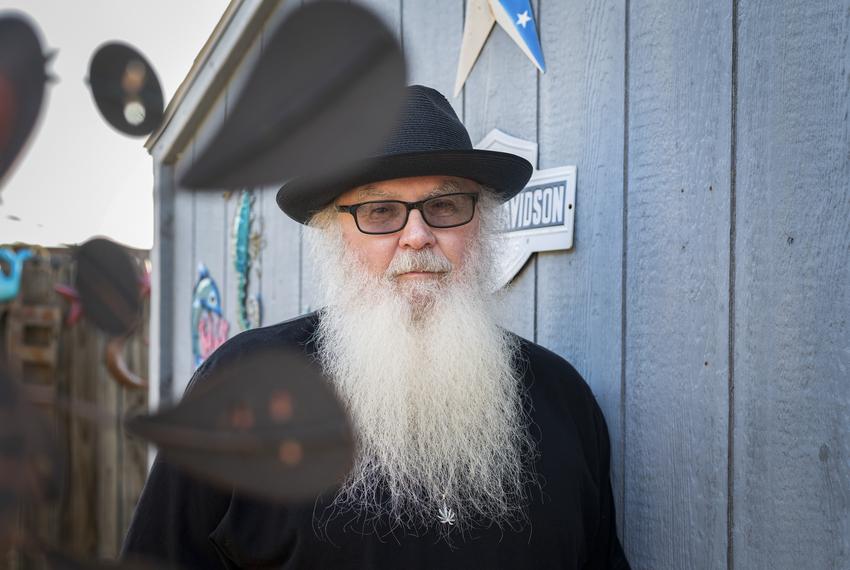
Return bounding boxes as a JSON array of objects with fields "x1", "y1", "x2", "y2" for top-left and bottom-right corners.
[{"x1": 145, "y1": 0, "x2": 282, "y2": 163}]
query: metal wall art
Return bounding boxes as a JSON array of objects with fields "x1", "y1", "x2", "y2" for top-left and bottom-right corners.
[
  {"x1": 232, "y1": 190, "x2": 262, "y2": 331},
  {"x1": 454, "y1": 0, "x2": 545, "y2": 96},
  {"x1": 0, "y1": 247, "x2": 32, "y2": 301},
  {"x1": 475, "y1": 129, "x2": 576, "y2": 288},
  {"x1": 191, "y1": 263, "x2": 229, "y2": 368}
]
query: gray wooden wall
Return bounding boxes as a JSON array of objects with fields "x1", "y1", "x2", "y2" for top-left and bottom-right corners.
[{"x1": 153, "y1": 0, "x2": 850, "y2": 567}]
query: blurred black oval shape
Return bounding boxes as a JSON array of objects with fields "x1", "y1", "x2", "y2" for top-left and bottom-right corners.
[
  {"x1": 88, "y1": 42, "x2": 163, "y2": 137},
  {"x1": 0, "y1": 12, "x2": 50, "y2": 187},
  {"x1": 126, "y1": 347, "x2": 354, "y2": 503},
  {"x1": 180, "y1": 1, "x2": 407, "y2": 189},
  {"x1": 74, "y1": 237, "x2": 141, "y2": 337}
]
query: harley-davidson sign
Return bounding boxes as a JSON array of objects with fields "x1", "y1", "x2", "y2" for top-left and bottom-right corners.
[
  {"x1": 505, "y1": 180, "x2": 569, "y2": 231},
  {"x1": 476, "y1": 129, "x2": 576, "y2": 288}
]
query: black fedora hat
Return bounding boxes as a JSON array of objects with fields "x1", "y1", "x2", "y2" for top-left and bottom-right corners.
[{"x1": 276, "y1": 85, "x2": 532, "y2": 224}]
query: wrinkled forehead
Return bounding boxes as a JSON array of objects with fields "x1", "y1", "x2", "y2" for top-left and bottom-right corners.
[{"x1": 347, "y1": 176, "x2": 477, "y2": 202}]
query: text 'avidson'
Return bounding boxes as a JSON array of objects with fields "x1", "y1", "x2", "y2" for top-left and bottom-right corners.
[{"x1": 503, "y1": 182, "x2": 567, "y2": 231}]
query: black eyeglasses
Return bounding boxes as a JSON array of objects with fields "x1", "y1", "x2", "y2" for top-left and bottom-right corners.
[{"x1": 335, "y1": 192, "x2": 479, "y2": 235}]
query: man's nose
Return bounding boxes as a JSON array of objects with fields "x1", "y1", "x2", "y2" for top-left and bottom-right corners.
[{"x1": 398, "y1": 209, "x2": 436, "y2": 249}]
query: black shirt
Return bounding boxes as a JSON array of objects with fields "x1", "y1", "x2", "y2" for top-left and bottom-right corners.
[{"x1": 122, "y1": 312, "x2": 630, "y2": 569}]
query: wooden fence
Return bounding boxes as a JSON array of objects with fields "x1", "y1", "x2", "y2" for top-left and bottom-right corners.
[{"x1": 1, "y1": 246, "x2": 149, "y2": 568}]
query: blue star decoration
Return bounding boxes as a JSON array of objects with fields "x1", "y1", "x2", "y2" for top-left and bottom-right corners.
[{"x1": 454, "y1": 0, "x2": 546, "y2": 96}]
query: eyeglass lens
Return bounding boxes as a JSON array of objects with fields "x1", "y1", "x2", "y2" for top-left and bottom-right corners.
[{"x1": 356, "y1": 194, "x2": 475, "y2": 234}]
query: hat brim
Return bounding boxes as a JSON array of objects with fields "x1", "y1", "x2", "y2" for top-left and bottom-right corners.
[{"x1": 276, "y1": 150, "x2": 533, "y2": 224}]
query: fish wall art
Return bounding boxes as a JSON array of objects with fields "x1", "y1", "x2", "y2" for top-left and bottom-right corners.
[{"x1": 192, "y1": 263, "x2": 229, "y2": 367}]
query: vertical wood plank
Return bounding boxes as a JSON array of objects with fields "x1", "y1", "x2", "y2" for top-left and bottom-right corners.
[
  {"x1": 150, "y1": 162, "x2": 174, "y2": 412},
  {"x1": 148, "y1": 165, "x2": 164, "y2": 412},
  {"x1": 191, "y1": 180, "x2": 227, "y2": 349},
  {"x1": 170, "y1": 182, "x2": 198, "y2": 404},
  {"x1": 120, "y1": 296, "x2": 149, "y2": 539},
  {"x1": 733, "y1": 2, "x2": 850, "y2": 568},
  {"x1": 170, "y1": 152, "x2": 195, "y2": 402},
  {"x1": 299, "y1": 223, "x2": 321, "y2": 315},
  {"x1": 191, "y1": 90, "x2": 229, "y2": 381},
  {"x1": 624, "y1": 0, "x2": 732, "y2": 566},
  {"x1": 258, "y1": 186, "x2": 302, "y2": 322},
  {"x1": 463, "y1": 0, "x2": 539, "y2": 341},
  {"x1": 66, "y1": 301, "x2": 98, "y2": 557},
  {"x1": 278, "y1": 0, "x2": 321, "y2": 317},
  {"x1": 223, "y1": 188, "x2": 240, "y2": 336},
  {"x1": 401, "y1": 0, "x2": 465, "y2": 119},
  {"x1": 533, "y1": 0, "x2": 626, "y2": 534},
  {"x1": 222, "y1": 27, "x2": 262, "y2": 337},
  {"x1": 95, "y1": 331, "x2": 119, "y2": 558},
  {"x1": 259, "y1": 1, "x2": 303, "y2": 324}
]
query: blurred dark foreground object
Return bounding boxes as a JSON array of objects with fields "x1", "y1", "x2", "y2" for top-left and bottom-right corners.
[
  {"x1": 1, "y1": 367, "x2": 165, "y2": 569},
  {"x1": 181, "y1": 1, "x2": 407, "y2": 189},
  {"x1": 0, "y1": 365, "x2": 64, "y2": 547},
  {"x1": 37, "y1": 544, "x2": 166, "y2": 569},
  {"x1": 0, "y1": 12, "x2": 52, "y2": 190},
  {"x1": 87, "y1": 42, "x2": 163, "y2": 137},
  {"x1": 74, "y1": 238, "x2": 142, "y2": 337},
  {"x1": 126, "y1": 347, "x2": 354, "y2": 502}
]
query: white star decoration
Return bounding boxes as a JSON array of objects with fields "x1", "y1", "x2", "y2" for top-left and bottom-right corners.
[
  {"x1": 454, "y1": 0, "x2": 546, "y2": 96},
  {"x1": 438, "y1": 505, "x2": 456, "y2": 525},
  {"x1": 516, "y1": 10, "x2": 531, "y2": 28}
]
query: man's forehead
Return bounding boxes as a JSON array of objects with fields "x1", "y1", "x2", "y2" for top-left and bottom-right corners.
[{"x1": 350, "y1": 177, "x2": 473, "y2": 201}]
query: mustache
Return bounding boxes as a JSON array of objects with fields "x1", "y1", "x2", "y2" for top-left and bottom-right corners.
[{"x1": 385, "y1": 249, "x2": 453, "y2": 278}]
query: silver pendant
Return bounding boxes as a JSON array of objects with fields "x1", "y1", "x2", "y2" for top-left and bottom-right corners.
[{"x1": 437, "y1": 504, "x2": 456, "y2": 526}]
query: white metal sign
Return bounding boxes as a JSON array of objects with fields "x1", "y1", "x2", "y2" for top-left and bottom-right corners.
[{"x1": 475, "y1": 129, "x2": 576, "y2": 288}]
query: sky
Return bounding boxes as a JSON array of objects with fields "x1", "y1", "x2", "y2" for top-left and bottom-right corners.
[{"x1": 0, "y1": 0, "x2": 231, "y2": 249}]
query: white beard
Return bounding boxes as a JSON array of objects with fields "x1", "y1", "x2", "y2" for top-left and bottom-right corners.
[{"x1": 306, "y1": 211, "x2": 537, "y2": 534}]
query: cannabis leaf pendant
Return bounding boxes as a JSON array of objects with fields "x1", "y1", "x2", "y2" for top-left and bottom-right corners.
[{"x1": 437, "y1": 504, "x2": 456, "y2": 526}]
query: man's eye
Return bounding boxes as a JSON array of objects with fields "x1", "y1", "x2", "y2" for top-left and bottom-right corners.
[
  {"x1": 364, "y1": 204, "x2": 397, "y2": 220},
  {"x1": 429, "y1": 199, "x2": 458, "y2": 214}
]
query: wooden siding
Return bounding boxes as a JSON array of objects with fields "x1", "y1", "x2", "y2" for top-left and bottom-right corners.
[
  {"x1": 732, "y1": 1, "x2": 850, "y2": 568},
  {"x1": 152, "y1": 0, "x2": 850, "y2": 567}
]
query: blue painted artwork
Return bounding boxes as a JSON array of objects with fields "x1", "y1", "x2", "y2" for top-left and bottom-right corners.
[
  {"x1": 492, "y1": 0, "x2": 545, "y2": 72},
  {"x1": 0, "y1": 248, "x2": 33, "y2": 302},
  {"x1": 455, "y1": 0, "x2": 545, "y2": 96},
  {"x1": 191, "y1": 263, "x2": 229, "y2": 367}
]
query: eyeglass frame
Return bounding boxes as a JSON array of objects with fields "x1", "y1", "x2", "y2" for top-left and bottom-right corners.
[{"x1": 334, "y1": 192, "x2": 480, "y2": 235}]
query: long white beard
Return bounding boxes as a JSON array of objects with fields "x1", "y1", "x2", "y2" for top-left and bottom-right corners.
[{"x1": 306, "y1": 214, "x2": 537, "y2": 534}]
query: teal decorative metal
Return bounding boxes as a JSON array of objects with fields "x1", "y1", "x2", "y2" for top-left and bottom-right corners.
[
  {"x1": 0, "y1": 248, "x2": 33, "y2": 302},
  {"x1": 232, "y1": 190, "x2": 262, "y2": 330}
]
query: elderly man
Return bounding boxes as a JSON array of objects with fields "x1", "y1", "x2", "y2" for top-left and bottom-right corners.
[{"x1": 122, "y1": 85, "x2": 630, "y2": 569}]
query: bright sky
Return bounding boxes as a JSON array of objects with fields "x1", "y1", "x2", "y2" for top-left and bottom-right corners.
[{"x1": 0, "y1": 0, "x2": 230, "y2": 249}]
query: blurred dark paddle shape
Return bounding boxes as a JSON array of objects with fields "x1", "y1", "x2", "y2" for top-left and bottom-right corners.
[
  {"x1": 0, "y1": 12, "x2": 52, "y2": 189},
  {"x1": 74, "y1": 238, "x2": 142, "y2": 337},
  {"x1": 87, "y1": 42, "x2": 163, "y2": 137},
  {"x1": 126, "y1": 348, "x2": 354, "y2": 502},
  {"x1": 180, "y1": 2, "x2": 406, "y2": 189}
]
